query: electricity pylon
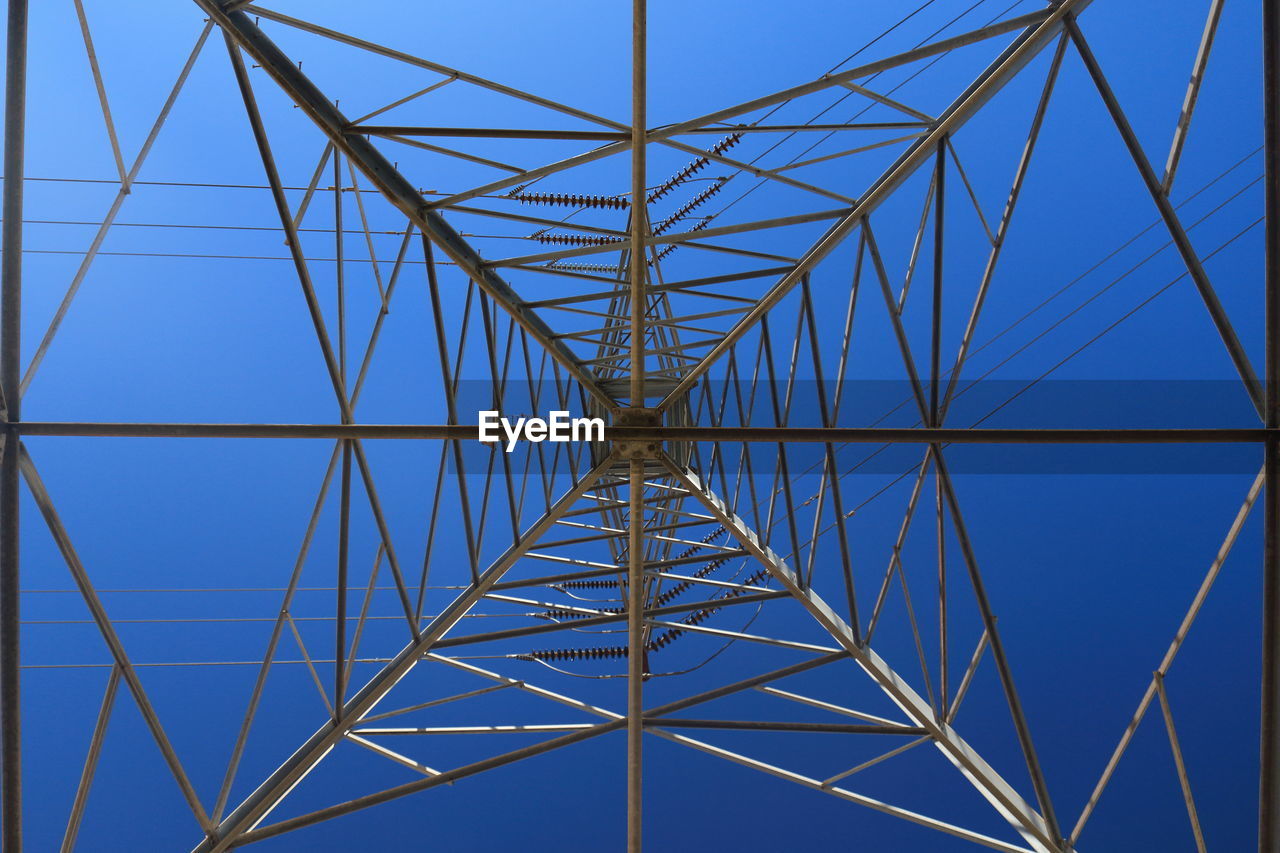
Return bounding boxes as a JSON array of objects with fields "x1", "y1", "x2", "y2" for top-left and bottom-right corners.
[{"x1": 0, "y1": 2, "x2": 1274, "y2": 851}]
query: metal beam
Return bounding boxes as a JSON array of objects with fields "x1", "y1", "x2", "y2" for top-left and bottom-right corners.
[
  {"x1": 190, "y1": 456, "x2": 616, "y2": 853},
  {"x1": 194, "y1": 1, "x2": 614, "y2": 407},
  {"x1": 1154, "y1": 673, "x2": 1208, "y2": 853},
  {"x1": 626, "y1": 3, "x2": 649, "y2": 840},
  {"x1": 59, "y1": 667, "x2": 119, "y2": 853},
  {"x1": 627, "y1": 458, "x2": 645, "y2": 852},
  {"x1": 20, "y1": 24, "x2": 211, "y2": 396},
  {"x1": 1067, "y1": 16, "x2": 1263, "y2": 418},
  {"x1": 1162, "y1": 0, "x2": 1225, "y2": 194},
  {"x1": 643, "y1": 719, "x2": 928, "y2": 735},
  {"x1": 10, "y1": 421, "x2": 1270, "y2": 443},
  {"x1": 237, "y1": 719, "x2": 625, "y2": 846},
  {"x1": 660, "y1": 122, "x2": 931, "y2": 133},
  {"x1": 355, "y1": 126, "x2": 628, "y2": 140},
  {"x1": 242, "y1": 4, "x2": 627, "y2": 131},
  {"x1": 1264, "y1": 0, "x2": 1280, "y2": 845},
  {"x1": 934, "y1": 449, "x2": 1063, "y2": 842},
  {"x1": 647, "y1": 8, "x2": 1057, "y2": 139},
  {"x1": 0, "y1": 0, "x2": 25, "y2": 847},
  {"x1": 647, "y1": 725, "x2": 1033, "y2": 853},
  {"x1": 662, "y1": 457, "x2": 1069, "y2": 853},
  {"x1": 657, "y1": 0, "x2": 1093, "y2": 408},
  {"x1": 20, "y1": 449, "x2": 213, "y2": 832},
  {"x1": 1072, "y1": 466, "x2": 1262, "y2": 844},
  {"x1": 235, "y1": 651, "x2": 848, "y2": 844}
]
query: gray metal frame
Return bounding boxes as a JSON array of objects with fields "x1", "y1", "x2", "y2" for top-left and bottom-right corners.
[{"x1": 0, "y1": 1, "x2": 1275, "y2": 851}]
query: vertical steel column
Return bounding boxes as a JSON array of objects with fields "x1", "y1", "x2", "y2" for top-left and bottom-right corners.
[
  {"x1": 0, "y1": 1, "x2": 24, "y2": 849},
  {"x1": 629, "y1": 0, "x2": 646, "y2": 408},
  {"x1": 627, "y1": 3, "x2": 646, "y2": 851},
  {"x1": 929, "y1": 139, "x2": 944, "y2": 428},
  {"x1": 333, "y1": 151, "x2": 350, "y2": 715},
  {"x1": 1262, "y1": 0, "x2": 1280, "y2": 849},
  {"x1": 627, "y1": 458, "x2": 644, "y2": 853}
]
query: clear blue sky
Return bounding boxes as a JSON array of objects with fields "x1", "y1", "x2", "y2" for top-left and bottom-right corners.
[{"x1": 6, "y1": 1, "x2": 1269, "y2": 850}]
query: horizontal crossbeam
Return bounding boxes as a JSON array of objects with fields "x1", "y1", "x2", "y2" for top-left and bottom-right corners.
[{"x1": 13, "y1": 422, "x2": 1269, "y2": 443}]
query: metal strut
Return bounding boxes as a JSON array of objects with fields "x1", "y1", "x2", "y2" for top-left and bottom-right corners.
[{"x1": 0, "y1": 1, "x2": 26, "y2": 849}]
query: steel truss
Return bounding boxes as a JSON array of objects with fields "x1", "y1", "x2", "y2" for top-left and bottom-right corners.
[{"x1": 0, "y1": 0, "x2": 1275, "y2": 851}]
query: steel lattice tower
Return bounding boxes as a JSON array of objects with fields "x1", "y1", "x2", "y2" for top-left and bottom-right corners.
[{"x1": 0, "y1": 0, "x2": 1277, "y2": 850}]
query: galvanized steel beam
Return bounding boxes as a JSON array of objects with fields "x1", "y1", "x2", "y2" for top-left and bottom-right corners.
[{"x1": 193, "y1": 0, "x2": 615, "y2": 407}]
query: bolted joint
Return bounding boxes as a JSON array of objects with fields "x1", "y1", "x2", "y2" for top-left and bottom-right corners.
[
  {"x1": 615, "y1": 440, "x2": 662, "y2": 460},
  {"x1": 612, "y1": 407, "x2": 661, "y2": 428},
  {"x1": 611, "y1": 407, "x2": 662, "y2": 460}
]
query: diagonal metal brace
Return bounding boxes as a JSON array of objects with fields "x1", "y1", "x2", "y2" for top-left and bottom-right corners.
[
  {"x1": 660, "y1": 454, "x2": 1072, "y2": 853},
  {"x1": 656, "y1": 0, "x2": 1095, "y2": 410},
  {"x1": 193, "y1": 0, "x2": 616, "y2": 407},
  {"x1": 191, "y1": 455, "x2": 617, "y2": 853}
]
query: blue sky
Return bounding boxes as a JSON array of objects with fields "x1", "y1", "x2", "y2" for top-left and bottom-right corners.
[{"x1": 5, "y1": 1, "x2": 1270, "y2": 850}]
